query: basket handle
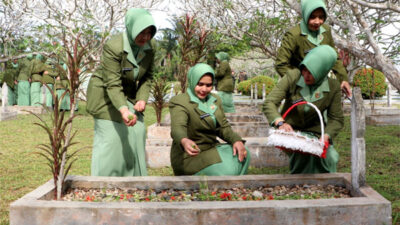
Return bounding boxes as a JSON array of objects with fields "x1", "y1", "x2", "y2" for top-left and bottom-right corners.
[{"x1": 281, "y1": 101, "x2": 324, "y2": 143}]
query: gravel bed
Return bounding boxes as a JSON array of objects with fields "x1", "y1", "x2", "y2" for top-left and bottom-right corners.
[{"x1": 62, "y1": 184, "x2": 351, "y2": 202}]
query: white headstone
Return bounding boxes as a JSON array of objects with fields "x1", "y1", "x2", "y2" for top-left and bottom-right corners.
[
  {"x1": 351, "y1": 87, "x2": 366, "y2": 193},
  {"x1": 250, "y1": 84, "x2": 253, "y2": 101},
  {"x1": 262, "y1": 84, "x2": 266, "y2": 101},
  {"x1": 254, "y1": 83, "x2": 258, "y2": 100},
  {"x1": 1, "y1": 83, "x2": 8, "y2": 112}
]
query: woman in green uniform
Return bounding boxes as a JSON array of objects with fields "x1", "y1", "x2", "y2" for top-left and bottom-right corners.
[
  {"x1": 275, "y1": 0, "x2": 351, "y2": 98},
  {"x1": 86, "y1": 8, "x2": 156, "y2": 177},
  {"x1": 17, "y1": 54, "x2": 33, "y2": 105},
  {"x1": 169, "y1": 63, "x2": 250, "y2": 176},
  {"x1": 30, "y1": 54, "x2": 47, "y2": 106},
  {"x1": 41, "y1": 60, "x2": 58, "y2": 108},
  {"x1": 215, "y1": 52, "x2": 235, "y2": 113},
  {"x1": 263, "y1": 45, "x2": 344, "y2": 174},
  {"x1": 2, "y1": 59, "x2": 19, "y2": 105},
  {"x1": 55, "y1": 64, "x2": 70, "y2": 111}
]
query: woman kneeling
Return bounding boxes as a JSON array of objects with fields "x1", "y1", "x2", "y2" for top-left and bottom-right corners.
[{"x1": 169, "y1": 63, "x2": 250, "y2": 176}]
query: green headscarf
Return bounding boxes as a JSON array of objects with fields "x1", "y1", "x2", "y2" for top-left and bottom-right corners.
[
  {"x1": 12, "y1": 60, "x2": 18, "y2": 68},
  {"x1": 27, "y1": 54, "x2": 33, "y2": 60},
  {"x1": 125, "y1": 8, "x2": 156, "y2": 52},
  {"x1": 300, "y1": 0, "x2": 327, "y2": 45},
  {"x1": 300, "y1": 45, "x2": 337, "y2": 86},
  {"x1": 187, "y1": 63, "x2": 218, "y2": 125},
  {"x1": 297, "y1": 45, "x2": 336, "y2": 105},
  {"x1": 215, "y1": 52, "x2": 230, "y2": 62},
  {"x1": 36, "y1": 54, "x2": 44, "y2": 61}
]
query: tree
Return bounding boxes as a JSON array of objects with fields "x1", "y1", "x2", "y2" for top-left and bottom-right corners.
[
  {"x1": 175, "y1": 14, "x2": 211, "y2": 93},
  {"x1": 177, "y1": 0, "x2": 400, "y2": 91},
  {"x1": 1, "y1": 0, "x2": 164, "y2": 199}
]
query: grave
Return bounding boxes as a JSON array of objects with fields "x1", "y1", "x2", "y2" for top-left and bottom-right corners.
[{"x1": 10, "y1": 173, "x2": 391, "y2": 225}]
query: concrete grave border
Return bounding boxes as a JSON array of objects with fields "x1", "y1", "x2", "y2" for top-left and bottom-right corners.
[{"x1": 10, "y1": 173, "x2": 391, "y2": 225}]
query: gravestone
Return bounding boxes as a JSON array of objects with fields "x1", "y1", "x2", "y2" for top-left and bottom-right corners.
[
  {"x1": 351, "y1": 87, "x2": 366, "y2": 195},
  {"x1": 0, "y1": 83, "x2": 17, "y2": 121}
]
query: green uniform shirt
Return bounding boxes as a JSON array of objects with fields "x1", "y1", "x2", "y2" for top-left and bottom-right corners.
[
  {"x1": 2, "y1": 62, "x2": 19, "y2": 89},
  {"x1": 275, "y1": 24, "x2": 348, "y2": 83},
  {"x1": 17, "y1": 58, "x2": 33, "y2": 81},
  {"x1": 86, "y1": 33, "x2": 155, "y2": 123},
  {"x1": 31, "y1": 58, "x2": 47, "y2": 82},
  {"x1": 169, "y1": 93, "x2": 243, "y2": 175},
  {"x1": 262, "y1": 69, "x2": 344, "y2": 139},
  {"x1": 215, "y1": 61, "x2": 234, "y2": 92}
]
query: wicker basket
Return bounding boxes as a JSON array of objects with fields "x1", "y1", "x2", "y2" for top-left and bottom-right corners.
[{"x1": 267, "y1": 101, "x2": 328, "y2": 158}]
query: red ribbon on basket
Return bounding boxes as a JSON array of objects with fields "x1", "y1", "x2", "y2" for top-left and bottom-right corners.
[{"x1": 278, "y1": 101, "x2": 329, "y2": 158}]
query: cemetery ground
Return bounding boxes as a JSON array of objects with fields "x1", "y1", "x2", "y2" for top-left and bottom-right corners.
[{"x1": 0, "y1": 102, "x2": 399, "y2": 225}]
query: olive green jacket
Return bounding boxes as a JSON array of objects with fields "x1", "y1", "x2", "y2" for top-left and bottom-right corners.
[
  {"x1": 2, "y1": 62, "x2": 19, "y2": 89},
  {"x1": 17, "y1": 58, "x2": 33, "y2": 81},
  {"x1": 55, "y1": 73, "x2": 69, "y2": 90},
  {"x1": 275, "y1": 24, "x2": 348, "y2": 83},
  {"x1": 42, "y1": 64, "x2": 59, "y2": 85},
  {"x1": 31, "y1": 59, "x2": 47, "y2": 82},
  {"x1": 262, "y1": 69, "x2": 344, "y2": 139},
  {"x1": 215, "y1": 61, "x2": 234, "y2": 92},
  {"x1": 86, "y1": 33, "x2": 155, "y2": 123},
  {"x1": 169, "y1": 93, "x2": 243, "y2": 175}
]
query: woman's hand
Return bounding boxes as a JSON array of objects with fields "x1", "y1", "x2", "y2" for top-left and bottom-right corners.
[
  {"x1": 120, "y1": 107, "x2": 137, "y2": 126},
  {"x1": 275, "y1": 119, "x2": 293, "y2": 132},
  {"x1": 180, "y1": 138, "x2": 200, "y2": 156},
  {"x1": 321, "y1": 134, "x2": 330, "y2": 143},
  {"x1": 233, "y1": 141, "x2": 247, "y2": 162},
  {"x1": 134, "y1": 100, "x2": 146, "y2": 112},
  {"x1": 341, "y1": 81, "x2": 352, "y2": 98}
]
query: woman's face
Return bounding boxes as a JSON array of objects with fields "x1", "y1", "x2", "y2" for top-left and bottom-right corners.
[
  {"x1": 307, "y1": 8, "x2": 325, "y2": 32},
  {"x1": 301, "y1": 67, "x2": 315, "y2": 85},
  {"x1": 194, "y1": 74, "x2": 213, "y2": 100},
  {"x1": 135, "y1": 27, "x2": 153, "y2": 46}
]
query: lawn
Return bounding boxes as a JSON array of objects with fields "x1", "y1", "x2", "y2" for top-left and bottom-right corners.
[{"x1": 0, "y1": 102, "x2": 399, "y2": 225}]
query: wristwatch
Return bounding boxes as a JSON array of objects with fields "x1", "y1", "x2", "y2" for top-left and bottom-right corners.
[{"x1": 276, "y1": 121, "x2": 285, "y2": 128}]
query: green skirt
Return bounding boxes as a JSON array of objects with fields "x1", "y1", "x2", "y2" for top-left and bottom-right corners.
[
  {"x1": 217, "y1": 91, "x2": 235, "y2": 113},
  {"x1": 56, "y1": 89, "x2": 70, "y2": 110},
  {"x1": 30, "y1": 82, "x2": 41, "y2": 106},
  {"x1": 5, "y1": 84, "x2": 16, "y2": 106},
  {"x1": 91, "y1": 108, "x2": 147, "y2": 177},
  {"x1": 41, "y1": 84, "x2": 53, "y2": 108},
  {"x1": 195, "y1": 144, "x2": 250, "y2": 176},
  {"x1": 287, "y1": 132, "x2": 339, "y2": 174},
  {"x1": 17, "y1": 80, "x2": 30, "y2": 106}
]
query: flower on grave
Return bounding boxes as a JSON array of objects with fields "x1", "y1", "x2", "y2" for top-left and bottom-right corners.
[
  {"x1": 211, "y1": 191, "x2": 216, "y2": 196},
  {"x1": 219, "y1": 192, "x2": 232, "y2": 200},
  {"x1": 242, "y1": 196, "x2": 247, "y2": 200},
  {"x1": 120, "y1": 194, "x2": 125, "y2": 200},
  {"x1": 268, "y1": 195, "x2": 274, "y2": 200},
  {"x1": 171, "y1": 196, "x2": 176, "y2": 201},
  {"x1": 145, "y1": 197, "x2": 150, "y2": 201}
]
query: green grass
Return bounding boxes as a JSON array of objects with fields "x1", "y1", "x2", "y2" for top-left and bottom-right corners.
[{"x1": 0, "y1": 103, "x2": 399, "y2": 224}]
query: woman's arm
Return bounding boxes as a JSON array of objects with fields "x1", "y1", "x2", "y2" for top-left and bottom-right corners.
[
  {"x1": 275, "y1": 30, "x2": 298, "y2": 77},
  {"x1": 325, "y1": 81, "x2": 345, "y2": 139},
  {"x1": 101, "y1": 42, "x2": 129, "y2": 111}
]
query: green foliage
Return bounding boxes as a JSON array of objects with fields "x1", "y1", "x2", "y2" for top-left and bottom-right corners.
[
  {"x1": 237, "y1": 75, "x2": 276, "y2": 98},
  {"x1": 150, "y1": 72, "x2": 169, "y2": 125},
  {"x1": 352, "y1": 68, "x2": 387, "y2": 99},
  {"x1": 28, "y1": 86, "x2": 82, "y2": 200}
]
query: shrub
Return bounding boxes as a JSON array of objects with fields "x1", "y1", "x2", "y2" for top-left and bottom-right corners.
[
  {"x1": 237, "y1": 75, "x2": 276, "y2": 98},
  {"x1": 353, "y1": 68, "x2": 387, "y2": 99}
]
